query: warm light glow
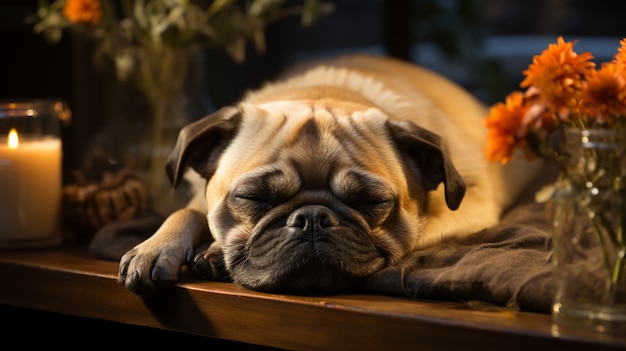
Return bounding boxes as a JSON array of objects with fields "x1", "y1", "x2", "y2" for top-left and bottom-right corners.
[{"x1": 8, "y1": 128, "x2": 18, "y2": 149}]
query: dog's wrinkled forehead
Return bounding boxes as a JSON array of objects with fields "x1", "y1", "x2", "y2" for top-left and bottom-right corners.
[{"x1": 228, "y1": 102, "x2": 401, "y2": 177}]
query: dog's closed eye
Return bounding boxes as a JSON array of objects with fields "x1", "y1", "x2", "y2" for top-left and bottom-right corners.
[
  {"x1": 231, "y1": 190, "x2": 273, "y2": 216},
  {"x1": 228, "y1": 168, "x2": 300, "y2": 218},
  {"x1": 332, "y1": 169, "x2": 397, "y2": 226}
]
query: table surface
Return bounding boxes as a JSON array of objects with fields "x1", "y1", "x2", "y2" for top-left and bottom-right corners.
[{"x1": 0, "y1": 245, "x2": 625, "y2": 350}]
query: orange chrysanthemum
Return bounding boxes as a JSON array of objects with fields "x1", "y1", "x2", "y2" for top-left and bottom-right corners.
[
  {"x1": 63, "y1": 0, "x2": 102, "y2": 25},
  {"x1": 484, "y1": 91, "x2": 531, "y2": 164},
  {"x1": 521, "y1": 36, "x2": 595, "y2": 112},
  {"x1": 612, "y1": 38, "x2": 626, "y2": 68},
  {"x1": 485, "y1": 36, "x2": 626, "y2": 164},
  {"x1": 581, "y1": 63, "x2": 626, "y2": 124}
]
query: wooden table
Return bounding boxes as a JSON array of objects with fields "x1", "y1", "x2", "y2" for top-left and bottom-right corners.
[{"x1": 0, "y1": 245, "x2": 624, "y2": 350}]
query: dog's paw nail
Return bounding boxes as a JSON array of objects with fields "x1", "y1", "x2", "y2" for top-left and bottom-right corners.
[
  {"x1": 186, "y1": 250, "x2": 194, "y2": 264},
  {"x1": 118, "y1": 261, "x2": 129, "y2": 277},
  {"x1": 151, "y1": 266, "x2": 160, "y2": 281}
]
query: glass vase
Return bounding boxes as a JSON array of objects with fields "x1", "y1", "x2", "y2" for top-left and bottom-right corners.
[
  {"x1": 550, "y1": 128, "x2": 626, "y2": 333},
  {"x1": 84, "y1": 45, "x2": 209, "y2": 216}
]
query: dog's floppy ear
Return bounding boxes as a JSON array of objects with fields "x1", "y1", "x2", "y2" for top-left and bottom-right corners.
[
  {"x1": 166, "y1": 106, "x2": 241, "y2": 188},
  {"x1": 386, "y1": 120, "x2": 466, "y2": 210}
]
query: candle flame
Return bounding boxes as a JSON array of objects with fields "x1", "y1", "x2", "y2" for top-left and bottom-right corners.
[{"x1": 8, "y1": 128, "x2": 18, "y2": 149}]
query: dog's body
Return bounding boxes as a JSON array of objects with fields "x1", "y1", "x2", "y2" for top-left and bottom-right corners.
[{"x1": 119, "y1": 55, "x2": 540, "y2": 295}]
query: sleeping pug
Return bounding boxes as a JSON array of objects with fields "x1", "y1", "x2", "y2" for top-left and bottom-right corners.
[{"x1": 118, "y1": 54, "x2": 539, "y2": 295}]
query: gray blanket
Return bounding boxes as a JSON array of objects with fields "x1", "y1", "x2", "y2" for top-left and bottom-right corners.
[
  {"x1": 362, "y1": 186, "x2": 554, "y2": 313},
  {"x1": 90, "y1": 170, "x2": 557, "y2": 314}
]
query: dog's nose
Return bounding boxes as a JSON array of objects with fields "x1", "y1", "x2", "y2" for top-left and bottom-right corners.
[{"x1": 286, "y1": 205, "x2": 339, "y2": 239}]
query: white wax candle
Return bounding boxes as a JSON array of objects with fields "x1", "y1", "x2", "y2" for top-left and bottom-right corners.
[{"x1": 0, "y1": 132, "x2": 62, "y2": 243}]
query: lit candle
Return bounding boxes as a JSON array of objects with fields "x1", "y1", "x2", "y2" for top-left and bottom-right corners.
[{"x1": 0, "y1": 127, "x2": 62, "y2": 246}]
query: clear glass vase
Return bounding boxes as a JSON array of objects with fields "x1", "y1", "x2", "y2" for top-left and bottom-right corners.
[
  {"x1": 84, "y1": 45, "x2": 209, "y2": 216},
  {"x1": 551, "y1": 128, "x2": 626, "y2": 333}
]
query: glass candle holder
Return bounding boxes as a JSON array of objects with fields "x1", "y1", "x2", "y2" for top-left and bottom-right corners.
[{"x1": 0, "y1": 99, "x2": 67, "y2": 248}]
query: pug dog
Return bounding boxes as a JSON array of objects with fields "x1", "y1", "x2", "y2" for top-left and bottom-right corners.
[{"x1": 118, "y1": 54, "x2": 539, "y2": 295}]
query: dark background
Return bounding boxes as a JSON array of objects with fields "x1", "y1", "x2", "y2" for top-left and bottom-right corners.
[{"x1": 2, "y1": 0, "x2": 626, "y2": 175}]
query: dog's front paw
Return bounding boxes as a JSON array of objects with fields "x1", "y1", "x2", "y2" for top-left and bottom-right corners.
[
  {"x1": 118, "y1": 239, "x2": 193, "y2": 295},
  {"x1": 189, "y1": 242, "x2": 230, "y2": 281}
]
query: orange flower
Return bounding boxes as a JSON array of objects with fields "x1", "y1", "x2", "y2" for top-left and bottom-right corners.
[
  {"x1": 521, "y1": 36, "x2": 595, "y2": 113},
  {"x1": 581, "y1": 63, "x2": 626, "y2": 124},
  {"x1": 485, "y1": 36, "x2": 626, "y2": 165},
  {"x1": 63, "y1": 0, "x2": 102, "y2": 25},
  {"x1": 484, "y1": 91, "x2": 531, "y2": 164},
  {"x1": 612, "y1": 38, "x2": 626, "y2": 68}
]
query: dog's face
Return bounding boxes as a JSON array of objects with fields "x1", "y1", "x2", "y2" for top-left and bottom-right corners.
[{"x1": 166, "y1": 101, "x2": 465, "y2": 292}]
